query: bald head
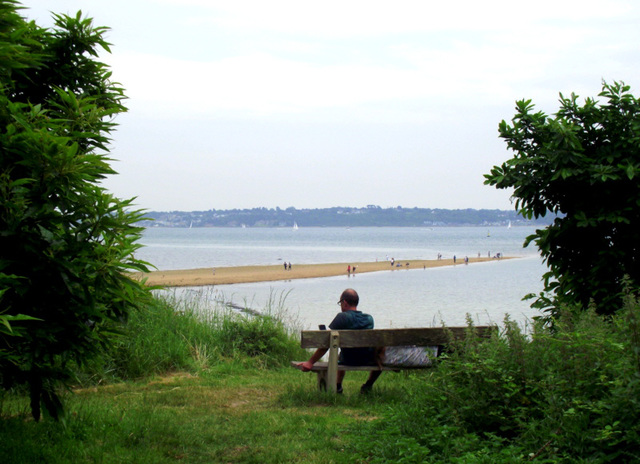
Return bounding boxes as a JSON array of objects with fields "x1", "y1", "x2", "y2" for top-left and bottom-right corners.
[{"x1": 340, "y1": 288, "x2": 359, "y2": 308}]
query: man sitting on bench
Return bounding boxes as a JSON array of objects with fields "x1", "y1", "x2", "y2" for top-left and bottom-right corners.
[{"x1": 296, "y1": 288, "x2": 382, "y2": 394}]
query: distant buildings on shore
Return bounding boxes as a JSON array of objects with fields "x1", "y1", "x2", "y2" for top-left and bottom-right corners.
[{"x1": 139, "y1": 206, "x2": 554, "y2": 228}]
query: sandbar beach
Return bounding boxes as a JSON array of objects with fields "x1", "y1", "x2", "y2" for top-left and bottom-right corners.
[{"x1": 133, "y1": 257, "x2": 505, "y2": 287}]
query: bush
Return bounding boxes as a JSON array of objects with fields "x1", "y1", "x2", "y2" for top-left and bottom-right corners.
[
  {"x1": 351, "y1": 296, "x2": 640, "y2": 463},
  {"x1": 218, "y1": 314, "x2": 302, "y2": 367},
  {"x1": 0, "y1": 2, "x2": 151, "y2": 421},
  {"x1": 485, "y1": 82, "x2": 640, "y2": 317}
]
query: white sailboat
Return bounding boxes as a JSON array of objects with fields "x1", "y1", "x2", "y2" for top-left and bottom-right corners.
[{"x1": 293, "y1": 221, "x2": 299, "y2": 230}]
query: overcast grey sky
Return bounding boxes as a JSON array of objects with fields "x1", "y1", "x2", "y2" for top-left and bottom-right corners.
[{"x1": 23, "y1": 0, "x2": 640, "y2": 212}]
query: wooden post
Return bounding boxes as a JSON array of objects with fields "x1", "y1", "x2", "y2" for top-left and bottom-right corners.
[{"x1": 327, "y1": 331, "x2": 340, "y2": 393}]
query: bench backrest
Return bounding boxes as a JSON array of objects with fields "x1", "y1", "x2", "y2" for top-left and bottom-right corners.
[{"x1": 300, "y1": 326, "x2": 496, "y2": 349}]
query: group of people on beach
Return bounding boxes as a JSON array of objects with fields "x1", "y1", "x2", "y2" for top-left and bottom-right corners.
[
  {"x1": 283, "y1": 262, "x2": 292, "y2": 270},
  {"x1": 441, "y1": 251, "x2": 502, "y2": 262}
]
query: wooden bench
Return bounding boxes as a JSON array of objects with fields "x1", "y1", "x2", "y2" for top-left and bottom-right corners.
[{"x1": 291, "y1": 326, "x2": 496, "y2": 392}]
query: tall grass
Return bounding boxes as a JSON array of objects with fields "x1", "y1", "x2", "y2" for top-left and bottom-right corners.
[
  {"x1": 5, "y1": 286, "x2": 640, "y2": 462},
  {"x1": 73, "y1": 289, "x2": 308, "y2": 386},
  {"x1": 349, "y1": 294, "x2": 640, "y2": 463}
]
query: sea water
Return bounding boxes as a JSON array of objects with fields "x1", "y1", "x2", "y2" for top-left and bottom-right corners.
[{"x1": 138, "y1": 226, "x2": 546, "y2": 329}]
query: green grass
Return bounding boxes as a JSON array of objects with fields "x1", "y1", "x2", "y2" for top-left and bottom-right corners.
[
  {"x1": 3, "y1": 290, "x2": 640, "y2": 463},
  {"x1": 0, "y1": 363, "x2": 420, "y2": 463},
  {"x1": 73, "y1": 289, "x2": 308, "y2": 385},
  {"x1": 0, "y1": 291, "x2": 407, "y2": 463}
]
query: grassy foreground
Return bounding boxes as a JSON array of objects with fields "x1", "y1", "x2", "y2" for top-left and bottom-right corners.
[
  {"x1": 1, "y1": 362, "x2": 415, "y2": 463},
  {"x1": 2, "y1": 290, "x2": 640, "y2": 463},
  {"x1": 0, "y1": 291, "x2": 424, "y2": 463}
]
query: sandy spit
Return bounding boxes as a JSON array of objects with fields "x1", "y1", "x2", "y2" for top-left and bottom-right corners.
[{"x1": 131, "y1": 257, "x2": 504, "y2": 288}]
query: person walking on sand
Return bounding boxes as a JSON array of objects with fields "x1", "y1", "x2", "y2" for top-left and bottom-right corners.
[{"x1": 296, "y1": 288, "x2": 382, "y2": 394}]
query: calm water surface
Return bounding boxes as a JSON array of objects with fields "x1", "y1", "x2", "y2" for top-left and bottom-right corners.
[{"x1": 140, "y1": 226, "x2": 546, "y2": 329}]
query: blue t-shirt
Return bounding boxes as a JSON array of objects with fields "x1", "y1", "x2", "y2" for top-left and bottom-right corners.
[{"x1": 329, "y1": 310, "x2": 376, "y2": 366}]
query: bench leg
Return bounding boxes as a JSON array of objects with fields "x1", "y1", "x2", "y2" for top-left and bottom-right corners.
[
  {"x1": 327, "y1": 331, "x2": 339, "y2": 393},
  {"x1": 316, "y1": 370, "x2": 327, "y2": 391}
]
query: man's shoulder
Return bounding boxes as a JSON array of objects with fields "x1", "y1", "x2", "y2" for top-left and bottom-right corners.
[
  {"x1": 330, "y1": 310, "x2": 374, "y2": 330},
  {"x1": 355, "y1": 311, "x2": 375, "y2": 329},
  {"x1": 329, "y1": 312, "x2": 349, "y2": 329}
]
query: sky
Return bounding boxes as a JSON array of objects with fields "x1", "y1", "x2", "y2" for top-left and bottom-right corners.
[{"x1": 21, "y1": 0, "x2": 640, "y2": 212}]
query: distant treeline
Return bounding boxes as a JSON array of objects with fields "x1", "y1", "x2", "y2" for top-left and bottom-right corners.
[{"x1": 141, "y1": 206, "x2": 554, "y2": 228}]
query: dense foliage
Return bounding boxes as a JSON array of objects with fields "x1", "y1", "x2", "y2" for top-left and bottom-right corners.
[
  {"x1": 0, "y1": 1, "x2": 151, "y2": 420},
  {"x1": 485, "y1": 82, "x2": 640, "y2": 317},
  {"x1": 2, "y1": 291, "x2": 640, "y2": 462},
  {"x1": 352, "y1": 298, "x2": 640, "y2": 463}
]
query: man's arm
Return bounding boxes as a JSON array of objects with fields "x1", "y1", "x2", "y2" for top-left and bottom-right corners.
[
  {"x1": 298, "y1": 313, "x2": 343, "y2": 371},
  {"x1": 297, "y1": 347, "x2": 328, "y2": 372}
]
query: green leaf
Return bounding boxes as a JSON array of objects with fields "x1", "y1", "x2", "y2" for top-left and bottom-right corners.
[{"x1": 626, "y1": 163, "x2": 636, "y2": 180}]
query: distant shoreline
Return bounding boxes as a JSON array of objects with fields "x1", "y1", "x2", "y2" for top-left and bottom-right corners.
[
  {"x1": 140, "y1": 206, "x2": 552, "y2": 228},
  {"x1": 132, "y1": 257, "x2": 510, "y2": 287}
]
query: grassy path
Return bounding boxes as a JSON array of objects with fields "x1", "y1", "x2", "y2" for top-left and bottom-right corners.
[{"x1": 1, "y1": 364, "x2": 413, "y2": 463}]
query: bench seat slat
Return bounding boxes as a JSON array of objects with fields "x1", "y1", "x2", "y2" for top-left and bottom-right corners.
[{"x1": 300, "y1": 326, "x2": 494, "y2": 349}]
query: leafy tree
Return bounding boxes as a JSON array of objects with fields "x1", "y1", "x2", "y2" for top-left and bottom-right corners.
[
  {"x1": 485, "y1": 81, "x2": 640, "y2": 317},
  {"x1": 0, "y1": 1, "x2": 151, "y2": 420}
]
